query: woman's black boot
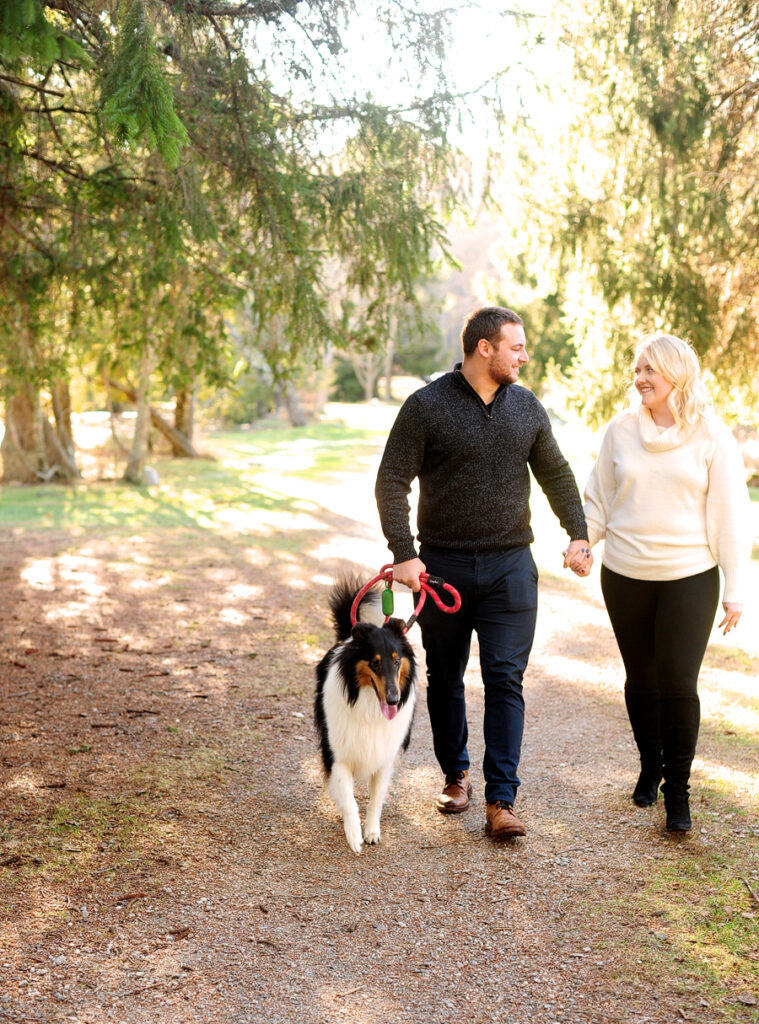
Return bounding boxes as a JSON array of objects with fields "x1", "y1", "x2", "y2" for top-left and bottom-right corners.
[
  {"x1": 663, "y1": 785, "x2": 691, "y2": 832},
  {"x1": 632, "y1": 769, "x2": 662, "y2": 807}
]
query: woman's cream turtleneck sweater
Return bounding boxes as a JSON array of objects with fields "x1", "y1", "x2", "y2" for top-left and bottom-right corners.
[{"x1": 583, "y1": 407, "x2": 751, "y2": 603}]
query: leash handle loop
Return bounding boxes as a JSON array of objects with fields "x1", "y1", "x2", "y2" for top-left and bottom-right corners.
[
  {"x1": 349, "y1": 564, "x2": 462, "y2": 632},
  {"x1": 418, "y1": 572, "x2": 462, "y2": 615}
]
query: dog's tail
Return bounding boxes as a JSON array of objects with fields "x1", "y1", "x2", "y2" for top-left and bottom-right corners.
[{"x1": 328, "y1": 575, "x2": 383, "y2": 639}]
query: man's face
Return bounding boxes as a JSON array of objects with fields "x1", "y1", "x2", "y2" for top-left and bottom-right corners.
[{"x1": 487, "y1": 323, "x2": 529, "y2": 385}]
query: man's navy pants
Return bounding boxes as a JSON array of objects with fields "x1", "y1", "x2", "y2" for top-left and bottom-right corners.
[{"x1": 418, "y1": 544, "x2": 538, "y2": 806}]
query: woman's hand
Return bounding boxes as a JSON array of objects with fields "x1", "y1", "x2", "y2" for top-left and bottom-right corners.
[
  {"x1": 718, "y1": 602, "x2": 743, "y2": 635},
  {"x1": 563, "y1": 540, "x2": 593, "y2": 577}
]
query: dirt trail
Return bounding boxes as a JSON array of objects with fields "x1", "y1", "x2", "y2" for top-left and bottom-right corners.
[{"x1": 1, "y1": 415, "x2": 757, "y2": 1024}]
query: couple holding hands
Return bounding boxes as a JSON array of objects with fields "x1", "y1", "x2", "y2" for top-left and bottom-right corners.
[{"x1": 375, "y1": 306, "x2": 751, "y2": 838}]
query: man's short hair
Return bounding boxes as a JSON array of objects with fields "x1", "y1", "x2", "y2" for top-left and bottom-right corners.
[{"x1": 461, "y1": 306, "x2": 523, "y2": 356}]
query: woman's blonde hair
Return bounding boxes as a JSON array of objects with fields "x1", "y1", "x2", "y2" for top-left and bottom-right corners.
[{"x1": 634, "y1": 333, "x2": 710, "y2": 434}]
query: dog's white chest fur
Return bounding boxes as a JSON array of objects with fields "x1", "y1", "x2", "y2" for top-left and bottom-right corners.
[{"x1": 320, "y1": 654, "x2": 416, "y2": 781}]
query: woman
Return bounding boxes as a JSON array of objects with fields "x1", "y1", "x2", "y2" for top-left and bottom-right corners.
[{"x1": 583, "y1": 334, "x2": 751, "y2": 832}]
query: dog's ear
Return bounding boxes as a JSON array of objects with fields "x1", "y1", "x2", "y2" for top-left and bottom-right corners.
[
  {"x1": 383, "y1": 617, "x2": 407, "y2": 639},
  {"x1": 351, "y1": 622, "x2": 374, "y2": 642}
]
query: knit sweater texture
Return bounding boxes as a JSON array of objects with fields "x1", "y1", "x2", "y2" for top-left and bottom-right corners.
[
  {"x1": 583, "y1": 407, "x2": 751, "y2": 603},
  {"x1": 375, "y1": 369, "x2": 588, "y2": 563}
]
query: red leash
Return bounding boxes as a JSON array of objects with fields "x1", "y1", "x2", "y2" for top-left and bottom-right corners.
[{"x1": 350, "y1": 563, "x2": 462, "y2": 633}]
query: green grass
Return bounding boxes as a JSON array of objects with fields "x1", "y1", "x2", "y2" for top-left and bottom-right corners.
[
  {"x1": 704, "y1": 645, "x2": 759, "y2": 677},
  {"x1": 0, "y1": 421, "x2": 386, "y2": 532},
  {"x1": 209, "y1": 420, "x2": 384, "y2": 450},
  {"x1": 0, "y1": 793, "x2": 152, "y2": 884},
  {"x1": 638, "y1": 855, "x2": 758, "y2": 1013},
  {"x1": 702, "y1": 720, "x2": 759, "y2": 757},
  {"x1": 0, "y1": 739, "x2": 249, "y2": 887},
  {"x1": 582, "y1": 790, "x2": 759, "y2": 1021},
  {"x1": 0, "y1": 468, "x2": 298, "y2": 532}
]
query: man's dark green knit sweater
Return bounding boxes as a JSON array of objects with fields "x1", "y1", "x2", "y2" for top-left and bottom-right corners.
[{"x1": 375, "y1": 368, "x2": 588, "y2": 563}]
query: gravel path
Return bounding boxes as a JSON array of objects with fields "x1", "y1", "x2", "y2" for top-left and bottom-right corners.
[{"x1": 1, "y1": 410, "x2": 757, "y2": 1024}]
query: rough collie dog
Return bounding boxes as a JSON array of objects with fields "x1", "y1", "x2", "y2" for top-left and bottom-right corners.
[{"x1": 314, "y1": 577, "x2": 417, "y2": 854}]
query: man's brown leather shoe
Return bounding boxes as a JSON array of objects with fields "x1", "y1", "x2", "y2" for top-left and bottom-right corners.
[
  {"x1": 486, "y1": 800, "x2": 526, "y2": 838},
  {"x1": 436, "y1": 770, "x2": 472, "y2": 814}
]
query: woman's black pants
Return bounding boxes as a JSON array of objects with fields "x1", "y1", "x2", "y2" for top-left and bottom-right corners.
[{"x1": 600, "y1": 565, "x2": 720, "y2": 793}]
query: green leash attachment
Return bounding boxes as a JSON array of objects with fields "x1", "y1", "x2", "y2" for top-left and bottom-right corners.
[{"x1": 381, "y1": 585, "x2": 395, "y2": 617}]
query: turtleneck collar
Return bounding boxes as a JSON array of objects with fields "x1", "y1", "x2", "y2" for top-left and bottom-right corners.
[{"x1": 637, "y1": 406, "x2": 696, "y2": 451}]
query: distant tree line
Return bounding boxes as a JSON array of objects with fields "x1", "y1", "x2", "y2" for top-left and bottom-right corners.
[{"x1": 5, "y1": 0, "x2": 755, "y2": 487}]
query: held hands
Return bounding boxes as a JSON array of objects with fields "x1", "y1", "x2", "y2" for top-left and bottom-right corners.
[
  {"x1": 563, "y1": 540, "x2": 593, "y2": 577},
  {"x1": 392, "y1": 557, "x2": 426, "y2": 593},
  {"x1": 718, "y1": 602, "x2": 742, "y2": 635}
]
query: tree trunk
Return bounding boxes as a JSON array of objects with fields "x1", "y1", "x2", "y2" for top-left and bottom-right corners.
[
  {"x1": 51, "y1": 379, "x2": 75, "y2": 460},
  {"x1": 122, "y1": 362, "x2": 152, "y2": 485},
  {"x1": 1, "y1": 383, "x2": 43, "y2": 483},
  {"x1": 104, "y1": 371, "x2": 129, "y2": 455},
  {"x1": 275, "y1": 382, "x2": 307, "y2": 426},
  {"x1": 1, "y1": 379, "x2": 79, "y2": 483},
  {"x1": 350, "y1": 351, "x2": 382, "y2": 402},
  {"x1": 173, "y1": 388, "x2": 195, "y2": 455},
  {"x1": 383, "y1": 336, "x2": 395, "y2": 402},
  {"x1": 110, "y1": 380, "x2": 202, "y2": 458},
  {"x1": 42, "y1": 416, "x2": 80, "y2": 479},
  {"x1": 49, "y1": 379, "x2": 80, "y2": 478}
]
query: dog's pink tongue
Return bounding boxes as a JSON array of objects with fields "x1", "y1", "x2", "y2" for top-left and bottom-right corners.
[{"x1": 381, "y1": 703, "x2": 398, "y2": 721}]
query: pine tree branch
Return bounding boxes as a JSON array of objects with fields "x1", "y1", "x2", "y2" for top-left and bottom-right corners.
[
  {"x1": 0, "y1": 143, "x2": 159, "y2": 189},
  {"x1": 0, "y1": 74, "x2": 65, "y2": 97},
  {"x1": 43, "y1": 0, "x2": 108, "y2": 48},
  {"x1": 3, "y1": 146, "x2": 92, "y2": 182},
  {"x1": 161, "y1": 1, "x2": 294, "y2": 16},
  {"x1": 715, "y1": 77, "x2": 759, "y2": 111},
  {"x1": 295, "y1": 66, "x2": 517, "y2": 125},
  {"x1": 0, "y1": 210, "x2": 56, "y2": 259},
  {"x1": 207, "y1": 14, "x2": 251, "y2": 168},
  {"x1": 21, "y1": 105, "x2": 97, "y2": 115},
  {"x1": 276, "y1": 6, "x2": 343, "y2": 85},
  {"x1": 41, "y1": 88, "x2": 88, "y2": 178},
  {"x1": 385, "y1": 0, "x2": 539, "y2": 19}
]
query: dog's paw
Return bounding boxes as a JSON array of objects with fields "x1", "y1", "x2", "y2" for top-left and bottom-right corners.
[
  {"x1": 363, "y1": 827, "x2": 381, "y2": 845},
  {"x1": 343, "y1": 820, "x2": 363, "y2": 854}
]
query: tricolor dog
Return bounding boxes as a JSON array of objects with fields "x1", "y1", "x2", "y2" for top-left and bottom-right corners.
[{"x1": 314, "y1": 577, "x2": 417, "y2": 853}]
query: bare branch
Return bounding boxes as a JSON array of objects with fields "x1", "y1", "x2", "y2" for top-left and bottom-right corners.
[
  {"x1": 0, "y1": 210, "x2": 56, "y2": 259},
  {"x1": 0, "y1": 73, "x2": 65, "y2": 97}
]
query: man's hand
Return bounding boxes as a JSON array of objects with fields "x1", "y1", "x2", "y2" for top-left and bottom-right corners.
[
  {"x1": 563, "y1": 539, "x2": 593, "y2": 577},
  {"x1": 718, "y1": 602, "x2": 742, "y2": 635},
  {"x1": 392, "y1": 557, "x2": 426, "y2": 593}
]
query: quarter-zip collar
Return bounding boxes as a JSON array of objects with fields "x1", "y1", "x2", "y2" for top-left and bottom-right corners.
[{"x1": 452, "y1": 363, "x2": 510, "y2": 415}]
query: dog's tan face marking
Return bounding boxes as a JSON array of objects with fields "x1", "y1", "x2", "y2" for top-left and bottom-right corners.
[
  {"x1": 356, "y1": 653, "x2": 401, "y2": 705},
  {"x1": 398, "y1": 657, "x2": 411, "y2": 691},
  {"x1": 356, "y1": 660, "x2": 389, "y2": 703},
  {"x1": 355, "y1": 660, "x2": 378, "y2": 690}
]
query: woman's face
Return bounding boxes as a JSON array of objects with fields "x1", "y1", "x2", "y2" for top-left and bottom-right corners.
[{"x1": 634, "y1": 355, "x2": 675, "y2": 418}]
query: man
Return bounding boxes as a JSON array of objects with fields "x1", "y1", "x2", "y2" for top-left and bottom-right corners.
[{"x1": 375, "y1": 306, "x2": 592, "y2": 839}]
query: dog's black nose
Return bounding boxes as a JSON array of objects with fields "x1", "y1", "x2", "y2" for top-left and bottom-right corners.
[{"x1": 384, "y1": 682, "x2": 400, "y2": 705}]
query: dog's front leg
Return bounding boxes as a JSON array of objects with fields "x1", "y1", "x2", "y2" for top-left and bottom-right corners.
[
  {"x1": 328, "y1": 763, "x2": 363, "y2": 854},
  {"x1": 364, "y1": 761, "x2": 395, "y2": 845}
]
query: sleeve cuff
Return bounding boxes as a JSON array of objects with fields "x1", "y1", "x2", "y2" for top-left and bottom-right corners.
[
  {"x1": 586, "y1": 522, "x2": 605, "y2": 548},
  {"x1": 721, "y1": 566, "x2": 745, "y2": 605},
  {"x1": 391, "y1": 542, "x2": 419, "y2": 564}
]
